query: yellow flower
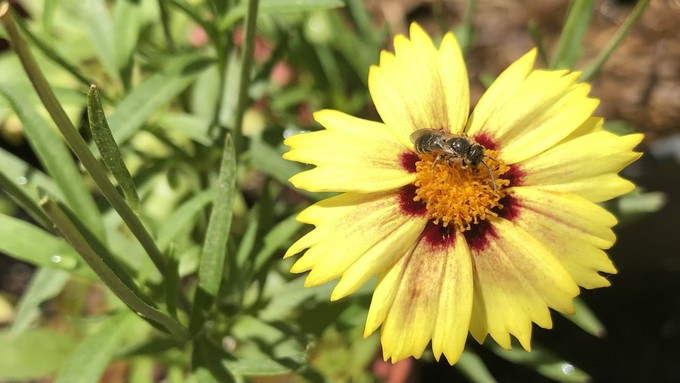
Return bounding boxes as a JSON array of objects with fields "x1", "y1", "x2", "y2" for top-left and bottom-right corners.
[{"x1": 282, "y1": 23, "x2": 642, "y2": 364}]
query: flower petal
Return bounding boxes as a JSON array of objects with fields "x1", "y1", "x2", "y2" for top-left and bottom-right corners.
[
  {"x1": 368, "y1": 23, "x2": 469, "y2": 147},
  {"x1": 469, "y1": 218, "x2": 579, "y2": 350},
  {"x1": 368, "y1": 232, "x2": 473, "y2": 363},
  {"x1": 509, "y1": 187, "x2": 619, "y2": 289},
  {"x1": 284, "y1": 110, "x2": 415, "y2": 193},
  {"x1": 286, "y1": 191, "x2": 426, "y2": 293},
  {"x1": 520, "y1": 130, "x2": 643, "y2": 201},
  {"x1": 467, "y1": 53, "x2": 599, "y2": 163}
]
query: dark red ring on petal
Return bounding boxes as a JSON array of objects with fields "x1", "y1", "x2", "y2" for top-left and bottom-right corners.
[
  {"x1": 422, "y1": 221, "x2": 456, "y2": 248},
  {"x1": 400, "y1": 151, "x2": 419, "y2": 173},
  {"x1": 398, "y1": 184, "x2": 427, "y2": 217}
]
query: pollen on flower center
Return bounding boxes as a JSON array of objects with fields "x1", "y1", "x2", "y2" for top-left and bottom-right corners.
[{"x1": 413, "y1": 149, "x2": 510, "y2": 232}]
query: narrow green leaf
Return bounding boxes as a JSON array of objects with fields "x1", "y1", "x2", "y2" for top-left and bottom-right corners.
[
  {"x1": 223, "y1": 353, "x2": 307, "y2": 376},
  {"x1": 0, "y1": 167, "x2": 52, "y2": 229},
  {"x1": 0, "y1": 328, "x2": 77, "y2": 380},
  {"x1": 195, "y1": 134, "x2": 236, "y2": 298},
  {"x1": 0, "y1": 213, "x2": 81, "y2": 271},
  {"x1": 156, "y1": 112, "x2": 213, "y2": 146},
  {"x1": 87, "y1": 85, "x2": 140, "y2": 211},
  {"x1": 112, "y1": 0, "x2": 144, "y2": 72},
  {"x1": 220, "y1": 0, "x2": 344, "y2": 30},
  {"x1": 456, "y1": 350, "x2": 497, "y2": 383},
  {"x1": 454, "y1": 0, "x2": 477, "y2": 55},
  {"x1": 165, "y1": 245, "x2": 180, "y2": 319},
  {"x1": 41, "y1": 199, "x2": 189, "y2": 340},
  {"x1": 563, "y1": 298, "x2": 606, "y2": 337},
  {"x1": 106, "y1": 54, "x2": 213, "y2": 145},
  {"x1": 55, "y1": 312, "x2": 136, "y2": 383},
  {"x1": 581, "y1": 0, "x2": 650, "y2": 81},
  {"x1": 0, "y1": 84, "x2": 104, "y2": 239},
  {"x1": 9, "y1": 268, "x2": 70, "y2": 337},
  {"x1": 156, "y1": 190, "x2": 215, "y2": 251},
  {"x1": 78, "y1": 0, "x2": 119, "y2": 80},
  {"x1": 490, "y1": 344, "x2": 590, "y2": 383},
  {"x1": 253, "y1": 214, "x2": 303, "y2": 273},
  {"x1": 550, "y1": 0, "x2": 595, "y2": 69},
  {"x1": 0, "y1": 148, "x2": 58, "y2": 202}
]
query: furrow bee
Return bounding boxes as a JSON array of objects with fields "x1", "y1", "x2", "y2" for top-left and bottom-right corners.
[{"x1": 410, "y1": 129, "x2": 498, "y2": 192}]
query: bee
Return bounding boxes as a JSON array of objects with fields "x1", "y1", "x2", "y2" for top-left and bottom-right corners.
[{"x1": 410, "y1": 129, "x2": 498, "y2": 192}]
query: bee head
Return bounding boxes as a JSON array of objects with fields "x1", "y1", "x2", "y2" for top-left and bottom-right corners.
[{"x1": 466, "y1": 144, "x2": 485, "y2": 167}]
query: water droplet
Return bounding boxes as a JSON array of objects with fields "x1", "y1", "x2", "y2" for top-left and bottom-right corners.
[
  {"x1": 50, "y1": 255, "x2": 62, "y2": 264},
  {"x1": 17, "y1": 176, "x2": 27, "y2": 185},
  {"x1": 561, "y1": 363, "x2": 575, "y2": 375}
]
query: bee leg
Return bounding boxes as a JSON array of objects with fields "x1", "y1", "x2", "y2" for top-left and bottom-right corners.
[
  {"x1": 480, "y1": 160, "x2": 498, "y2": 193},
  {"x1": 431, "y1": 154, "x2": 443, "y2": 177}
]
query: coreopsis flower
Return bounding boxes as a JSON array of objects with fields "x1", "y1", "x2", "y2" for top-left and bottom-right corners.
[{"x1": 282, "y1": 23, "x2": 642, "y2": 364}]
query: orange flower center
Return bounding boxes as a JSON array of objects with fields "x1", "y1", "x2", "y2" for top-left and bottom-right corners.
[{"x1": 413, "y1": 150, "x2": 510, "y2": 232}]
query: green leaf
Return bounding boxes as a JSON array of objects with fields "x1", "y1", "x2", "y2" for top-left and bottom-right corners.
[
  {"x1": 550, "y1": 0, "x2": 594, "y2": 69},
  {"x1": 156, "y1": 190, "x2": 215, "y2": 251},
  {"x1": 191, "y1": 135, "x2": 236, "y2": 331},
  {"x1": 220, "y1": 0, "x2": 344, "y2": 30},
  {"x1": 0, "y1": 148, "x2": 61, "y2": 198},
  {"x1": 156, "y1": 112, "x2": 214, "y2": 146},
  {"x1": 105, "y1": 54, "x2": 214, "y2": 145},
  {"x1": 112, "y1": 0, "x2": 144, "y2": 72},
  {"x1": 224, "y1": 353, "x2": 307, "y2": 376},
  {"x1": 456, "y1": 350, "x2": 497, "y2": 383},
  {"x1": 9, "y1": 268, "x2": 70, "y2": 337},
  {"x1": 563, "y1": 298, "x2": 606, "y2": 337},
  {"x1": 253, "y1": 213, "x2": 303, "y2": 274},
  {"x1": 77, "y1": 0, "x2": 118, "y2": 80},
  {"x1": 55, "y1": 312, "x2": 136, "y2": 383},
  {"x1": 0, "y1": 328, "x2": 78, "y2": 380},
  {"x1": 41, "y1": 199, "x2": 189, "y2": 339},
  {"x1": 87, "y1": 85, "x2": 140, "y2": 210},
  {"x1": 0, "y1": 213, "x2": 81, "y2": 271},
  {"x1": 0, "y1": 166, "x2": 52, "y2": 229},
  {"x1": 490, "y1": 344, "x2": 590, "y2": 383},
  {"x1": 0, "y1": 84, "x2": 104, "y2": 238}
]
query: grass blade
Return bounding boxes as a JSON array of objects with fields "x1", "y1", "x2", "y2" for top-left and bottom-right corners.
[
  {"x1": 0, "y1": 167, "x2": 52, "y2": 230},
  {"x1": 550, "y1": 0, "x2": 595, "y2": 69},
  {"x1": 581, "y1": 0, "x2": 650, "y2": 81},
  {"x1": 87, "y1": 85, "x2": 140, "y2": 211},
  {"x1": 77, "y1": 0, "x2": 118, "y2": 80}
]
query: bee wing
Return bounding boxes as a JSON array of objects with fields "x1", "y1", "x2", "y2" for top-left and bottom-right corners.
[{"x1": 409, "y1": 128, "x2": 442, "y2": 143}]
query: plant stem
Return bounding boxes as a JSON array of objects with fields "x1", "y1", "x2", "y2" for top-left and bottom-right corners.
[{"x1": 232, "y1": 0, "x2": 260, "y2": 154}]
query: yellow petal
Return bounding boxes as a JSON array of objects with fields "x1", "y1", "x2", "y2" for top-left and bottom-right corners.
[
  {"x1": 374, "y1": 231, "x2": 473, "y2": 363},
  {"x1": 469, "y1": 218, "x2": 579, "y2": 351},
  {"x1": 531, "y1": 174, "x2": 636, "y2": 203},
  {"x1": 286, "y1": 191, "x2": 425, "y2": 295},
  {"x1": 467, "y1": 54, "x2": 599, "y2": 164},
  {"x1": 466, "y1": 49, "x2": 537, "y2": 138},
  {"x1": 368, "y1": 23, "x2": 469, "y2": 148},
  {"x1": 284, "y1": 110, "x2": 415, "y2": 193},
  {"x1": 520, "y1": 130, "x2": 643, "y2": 201},
  {"x1": 509, "y1": 187, "x2": 619, "y2": 289}
]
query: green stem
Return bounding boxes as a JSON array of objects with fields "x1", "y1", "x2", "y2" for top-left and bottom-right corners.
[
  {"x1": 580, "y1": 0, "x2": 649, "y2": 81},
  {"x1": 41, "y1": 198, "x2": 189, "y2": 340},
  {"x1": 0, "y1": 3, "x2": 167, "y2": 275},
  {"x1": 232, "y1": 0, "x2": 260, "y2": 154}
]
